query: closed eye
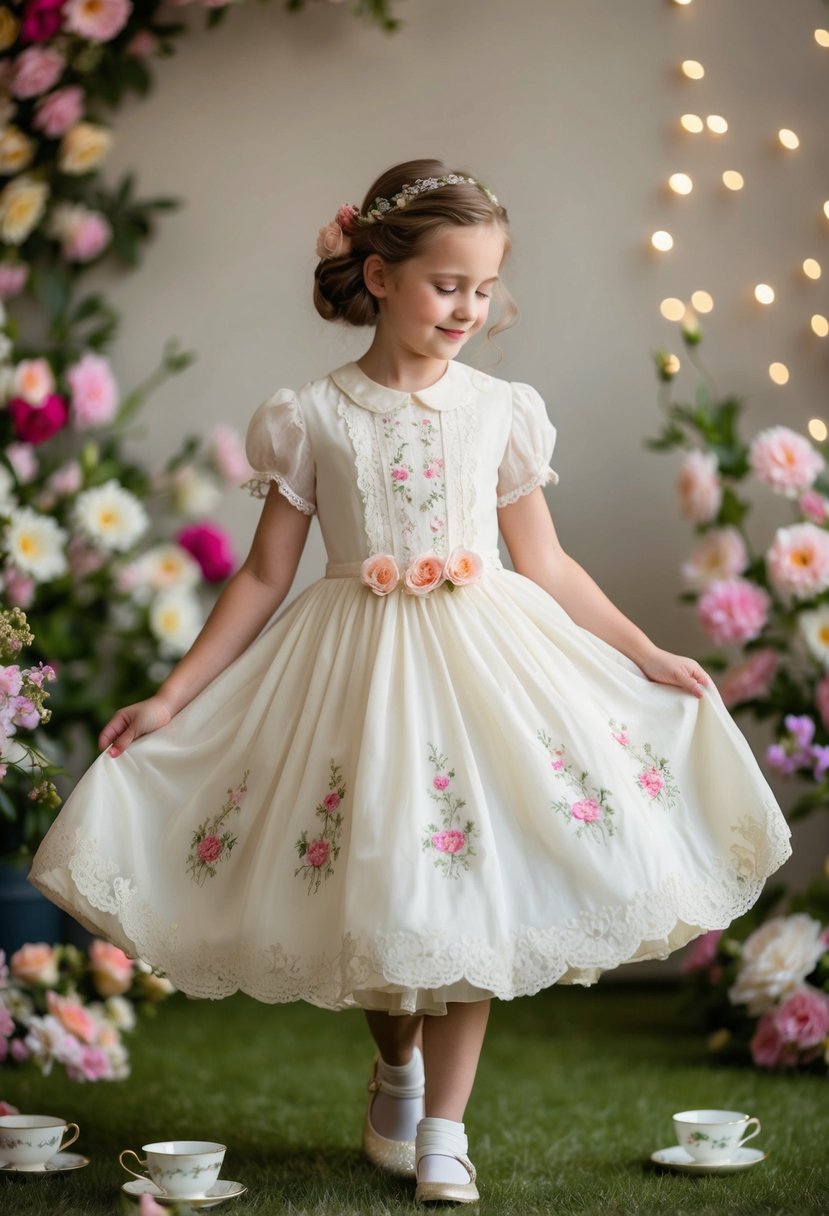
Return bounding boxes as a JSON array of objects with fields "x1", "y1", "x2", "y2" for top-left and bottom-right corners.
[{"x1": 435, "y1": 287, "x2": 491, "y2": 299}]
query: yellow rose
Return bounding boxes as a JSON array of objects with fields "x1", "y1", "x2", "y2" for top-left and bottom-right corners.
[
  {"x1": 58, "y1": 121, "x2": 112, "y2": 175},
  {"x1": 0, "y1": 174, "x2": 49, "y2": 245},
  {"x1": 0, "y1": 8, "x2": 19, "y2": 51},
  {"x1": 0, "y1": 125, "x2": 35, "y2": 174}
]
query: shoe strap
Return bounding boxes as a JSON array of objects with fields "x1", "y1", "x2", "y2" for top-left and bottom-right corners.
[
  {"x1": 368, "y1": 1049, "x2": 425, "y2": 1100},
  {"x1": 415, "y1": 1117, "x2": 477, "y2": 1181}
]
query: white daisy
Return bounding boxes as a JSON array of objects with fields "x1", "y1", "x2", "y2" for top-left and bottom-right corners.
[
  {"x1": 135, "y1": 543, "x2": 201, "y2": 593},
  {"x1": 4, "y1": 506, "x2": 67, "y2": 581},
  {"x1": 798, "y1": 606, "x2": 829, "y2": 668},
  {"x1": 149, "y1": 588, "x2": 202, "y2": 657},
  {"x1": 73, "y1": 479, "x2": 149, "y2": 552}
]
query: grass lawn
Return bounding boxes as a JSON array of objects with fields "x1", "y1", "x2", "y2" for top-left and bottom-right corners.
[{"x1": 1, "y1": 980, "x2": 827, "y2": 1215}]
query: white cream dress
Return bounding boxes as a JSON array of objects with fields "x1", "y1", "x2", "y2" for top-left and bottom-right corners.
[{"x1": 29, "y1": 359, "x2": 792, "y2": 1014}]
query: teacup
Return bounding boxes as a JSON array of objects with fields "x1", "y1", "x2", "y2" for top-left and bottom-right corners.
[
  {"x1": 0, "y1": 1115, "x2": 80, "y2": 1170},
  {"x1": 673, "y1": 1108, "x2": 761, "y2": 1163},
  {"x1": 119, "y1": 1140, "x2": 226, "y2": 1198}
]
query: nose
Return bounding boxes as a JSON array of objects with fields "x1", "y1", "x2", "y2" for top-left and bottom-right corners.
[{"x1": 452, "y1": 291, "x2": 476, "y2": 322}]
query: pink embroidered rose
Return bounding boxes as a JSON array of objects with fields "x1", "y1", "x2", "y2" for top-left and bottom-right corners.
[
  {"x1": 431, "y1": 830, "x2": 466, "y2": 854},
  {"x1": 445, "y1": 548, "x2": 483, "y2": 587},
  {"x1": 360, "y1": 554, "x2": 400, "y2": 596},
  {"x1": 432, "y1": 774, "x2": 450, "y2": 790},
  {"x1": 676, "y1": 450, "x2": 722, "y2": 524},
  {"x1": 228, "y1": 785, "x2": 245, "y2": 807},
  {"x1": 551, "y1": 756, "x2": 564, "y2": 770},
  {"x1": 323, "y1": 791, "x2": 340, "y2": 812},
  {"x1": 404, "y1": 554, "x2": 446, "y2": 595},
  {"x1": 10, "y1": 942, "x2": 58, "y2": 985},
  {"x1": 719, "y1": 648, "x2": 779, "y2": 709},
  {"x1": 681, "y1": 929, "x2": 723, "y2": 974},
  {"x1": 749, "y1": 425, "x2": 824, "y2": 497},
  {"x1": 8, "y1": 393, "x2": 68, "y2": 445},
  {"x1": 306, "y1": 838, "x2": 330, "y2": 868},
  {"x1": 391, "y1": 465, "x2": 409, "y2": 481},
  {"x1": 315, "y1": 221, "x2": 351, "y2": 259},
  {"x1": 697, "y1": 578, "x2": 770, "y2": 645},
  {"x1": 197, "y1": 834, "x2": 222, "y2": 863},
  {"x1": 89, "y1": 939, "x2": 133, "y2": 997},
  {"x1": 570, "y1": 798, "x2": 602, "y2": 823},
  {"x1": 637, "y1": 766, "x2": 665, "y2": 798},
  {"x1": 611, "y1": 731, "x2": 629, "y2": 746},
  {"x1": 772, "y1": 985, "x2": 829, "y2": 1052},
  {"x1": 766, "y1": 523, "x2": 829, "y2": 600}
]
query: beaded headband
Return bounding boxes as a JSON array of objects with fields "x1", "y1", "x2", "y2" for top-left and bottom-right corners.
[{"x1": 315, "y1": 174, "x2": 500, "y2": 260}]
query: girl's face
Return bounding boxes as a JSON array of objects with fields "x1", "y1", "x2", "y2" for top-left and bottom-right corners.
[{"x1": 374, "y1": 223, "x2": 506, "y2": 363}]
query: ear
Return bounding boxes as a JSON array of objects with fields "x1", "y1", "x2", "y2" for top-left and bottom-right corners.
[{"x1": 362, "y1": 253, "x2": 390, "y2": 300}]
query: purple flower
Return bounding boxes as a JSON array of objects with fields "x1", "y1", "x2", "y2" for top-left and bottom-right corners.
[{"x1": 811, "y1": 745, "x2": 829, "y2": 780}]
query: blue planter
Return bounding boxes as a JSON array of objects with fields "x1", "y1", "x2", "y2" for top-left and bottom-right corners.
[{"x1": 0, "y1": 860, "x2": 63, "y2": 956}]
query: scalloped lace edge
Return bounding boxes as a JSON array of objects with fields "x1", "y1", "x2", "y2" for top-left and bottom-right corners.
[
  {"x1": 242, "y1": 472, "x2": 316, "y2": 515},
  {"x1": 496, "y1": 466, "x2": 559, "y2": 508}
]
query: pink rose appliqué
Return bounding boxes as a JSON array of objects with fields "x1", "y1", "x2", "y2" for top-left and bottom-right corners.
[
  {"x1": 360, "y1": 554, "x2": 400, "y2": 596},
  {"x1": 404, "y1": 554, "x2": 446, "y2": 595}
]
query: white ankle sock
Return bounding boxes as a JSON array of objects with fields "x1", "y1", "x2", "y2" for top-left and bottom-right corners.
[
  {"x1": 416, "y1": 1116, "x2": 472, "y2": 1185},
  {"x1": 369, "y1": 1046, "x2": 424, "y2": 1142}
]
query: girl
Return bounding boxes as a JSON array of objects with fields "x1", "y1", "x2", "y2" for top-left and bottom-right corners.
[{"x1": 29, "y1": 158, "x2": 791, "y2": 1205}]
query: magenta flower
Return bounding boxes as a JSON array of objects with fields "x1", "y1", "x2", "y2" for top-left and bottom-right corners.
[
  {"x1": 19, "y1": 0, "x2": 64, "y2": 43},
  {"x1": 196, "y1": 834, "x2": 222, "y2": 863},
  {"x1": 431, "y1": 830, "x2": 466, "y2": 854},
  {"x1": 176, "y1": 522, "x2": 235, "y2": 583},
  {"x1": 697, "y1": 578, "x2": 770, "y2": 645},
  {"x1": 306, "y1": 838, "x2": 330, "y2": 868},
  {"x1": 7, "y1": 393, "x2": 68, "y2": 445},
  {"x1": 322, "y1": 791, "x2": 340, "y2": 812},
  {"x1": 570, "y1": 798, "x2": 601, "y2": 823}
]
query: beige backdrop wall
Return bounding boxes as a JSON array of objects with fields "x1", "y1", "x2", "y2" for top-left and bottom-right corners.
[{"x1": 86, "y1": 0, "x2": 828, "y2": 963}]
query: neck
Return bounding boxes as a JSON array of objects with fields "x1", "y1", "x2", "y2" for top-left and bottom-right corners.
[{"x1": 355, "y1": 345, "x2": 449, "y2": 393}]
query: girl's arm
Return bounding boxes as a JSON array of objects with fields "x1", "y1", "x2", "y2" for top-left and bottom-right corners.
[
  {"x1": 497, "y1": 487, "x2": 710, "y2": 698},
  {"x1": 101, "y1": 485, "x2": 312, "y2": 755}
]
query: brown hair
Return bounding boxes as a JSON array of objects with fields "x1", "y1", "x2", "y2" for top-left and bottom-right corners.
[{"x1": 313, "y1": 158, "x2": 518, "y2": 362}]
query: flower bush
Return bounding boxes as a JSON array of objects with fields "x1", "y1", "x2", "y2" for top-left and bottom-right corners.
[{"x1": 0, "y1": 938, "x2": 175, "y2": 1087}]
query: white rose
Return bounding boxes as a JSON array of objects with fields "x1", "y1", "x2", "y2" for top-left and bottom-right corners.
[{"x1": 728, "y1": 914, "x2": 825, "y2": 1015}]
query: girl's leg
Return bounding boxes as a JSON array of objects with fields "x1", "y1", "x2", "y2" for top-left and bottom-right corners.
[
  {"x1": 364, "y1": 1010, "x2": 423, "y2": 1065},
  {"x1": 363, "y1": 1011, "x2": 425, "y2": 1142}
]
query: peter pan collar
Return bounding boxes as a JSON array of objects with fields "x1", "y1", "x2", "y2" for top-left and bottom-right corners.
[{"x1": 329, "y1": 359, "x2": 474, "y2": 413}]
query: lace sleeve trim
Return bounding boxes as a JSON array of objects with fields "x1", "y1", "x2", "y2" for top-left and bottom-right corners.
[
  {"x1": 243, "y1": 472, "x2": 316, "y2": 516},
  {"x1": 496, "y1": 465, "x2": 559, "y2": 509}
]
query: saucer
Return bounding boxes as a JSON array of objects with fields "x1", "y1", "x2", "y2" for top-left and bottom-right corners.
[
  {"x1": 0, "y1": 1151, "x2": 90, "y2": 1175},
  {"x1": 122, "y1": 1179, "x2": 247, "y2": 1208},
  {"x1": 650, "y1": 1145, "x2": 768, "y2": 1174}
]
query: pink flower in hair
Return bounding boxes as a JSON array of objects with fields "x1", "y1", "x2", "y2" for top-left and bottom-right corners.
[
  {"x1": 316, "y1": 221, "x2": 351, "y2": 260},
  {"x1": 335, "y1": 204, "x2": 359, "y2": 233}
]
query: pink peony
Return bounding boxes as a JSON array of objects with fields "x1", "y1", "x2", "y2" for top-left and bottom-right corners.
[
  {"x1": 815, "y1": 674, "x2": 829, "y2": 734},
  {"x1": 681, "y1": 929, "x2": 723, "y2": 974},
  {"x1": 766, "y1": 523, "x2": 829, "y2": 600},
  {"x1": 176, "y1": 522, "x2": 235, "y2": 582},
  {"x1": 67, "y1": 1043, "x2": 112, "y2": 1082},
  {"x1": 749, "y1": 426, "x2": 824, "y2": 497},
  {"x1": 697, "y1": 578, "x2": 770, "y2": 645},
  {"x1": 66, "y1": 352, "x2": 118, "y2": 428},
  {"x1": 799, "y1": 488, "x2": 829, "y2": 525},
  {"x1": 681, "y1": 527, "x2": 748, "y2": 590},
  {"x1": 637, "y1": 766, "x2": 665, "y2": 797},
  {"x1": 0, "y1": 263, "x2": 29, "y2": 299},
  {"x1": 403, "y1": 554, "x2": 446, "y2": 595},
  {"x1": 360, "y1": 554, "x2": 400, "y2": 596},
  {"x1": 8, "y1": 393, "x2": 68, "y2": 445},
  {"x1": 32, "y1": 84, "x2": 84, "y2": 138},
  {"x1": 750, "y1": 1010, "x2": 785, "y2": 1068},
  {"x1": 570, "y1": 798, "x2": 602, "y2": 823},
  {"x1": 772, "y1": 985, "x2": 829, "y2": 1051},
  {"x1": 306, "y1": 838, "x2": 330, "y2": 867},
  {"x1": 10, "y1": 45, "x2": 64, "y2": 99},
  {"x1": 20, "y1": 0, "x2": 65, "y2": 43},
  {"x1": 10, "y1": 942, "x2": 58, "y2": 985},
  {"x1": 62, "y1": 210, "x2": 111, "y2": 262},
  {"x1": 445, "y1": 548, "x2": 483, "y2": 586},
  {"x1": 322, "y1": 791, "x2": 340, "y2": 812},
  {"x1": 432, "y1": 774, "x2": 450, "y2": 790},
  {"x1": 719, "y1": 648, "x2": 780, "y2": 709},
  {"x1": 62, "y1": 0, "x2": 132, "y2": 42},
  {"x1": 431, "y1": 830, "x2": 466, "y2": 854},
  {"x1": 677, "y1": 450, "x2": 722, "y2": 524},
  {"x1": 209, "y1": 424, "x2": 251, "y2": 484},
  {"x1": 197, "y1": 834, "x2": 222, "y2": 863},
  {"x1": 89, "y1": 939, "x2": 133, "y2": 997}
]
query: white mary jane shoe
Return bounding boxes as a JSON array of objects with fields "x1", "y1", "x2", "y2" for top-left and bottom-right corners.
[
  {"x1": 362, "y1": 1047, "x2": 425, "y2": 1177},
  {"x1": 415, "y1": 1117, "x2": 480, "y2": 1205}
]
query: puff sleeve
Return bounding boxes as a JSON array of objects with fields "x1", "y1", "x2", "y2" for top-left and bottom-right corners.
[
  {"x1": 243, "y1": 387, "x2": 316, "y2": 515},
  {"x1": 496, "y1": 381, "x2": 559, "y2": 508}
]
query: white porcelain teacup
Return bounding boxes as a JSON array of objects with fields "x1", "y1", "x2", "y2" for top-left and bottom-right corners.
[
  {"x1": 673, "y1": 1108, "x2": 761, "y2": 1163},
  {"x1": 119, "y1": 1140, "x2": 226, "y2": 1198},
  {"x1": 0, "y1": 1114, "x2": 80, "y2": 1170}
]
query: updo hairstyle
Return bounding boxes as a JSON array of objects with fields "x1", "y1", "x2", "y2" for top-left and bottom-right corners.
[{"x1": 313, "y1": 158, "x2": 518, "y2": 350}]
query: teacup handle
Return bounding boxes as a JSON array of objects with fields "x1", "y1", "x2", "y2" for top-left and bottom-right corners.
[
  {"x1": 738, "y1": 1117, "x2": 761, "y2": 1147},
  {"x1": 119, "y1": 1149, "x2": 150, "y2": 1180},
  {"x1": 59, "y1": 1123, "x2": 80, "y2": 1153}
]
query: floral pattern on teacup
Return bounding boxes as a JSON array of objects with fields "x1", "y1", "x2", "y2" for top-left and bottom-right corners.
[
  {"x1": 421, "y1": 744, "x2": 478, "y2": 877},
  {"x1": 294, "y1": 761, "x2": 347, "y2": 894},
  {"x1": 538, "y1": 730, "x2": 618, "y2": 843},
  {"x1": 186, "y1": 769, "x2": 249, "y2": 885},
  {"x1": 609, "y1": 718, "x2": 679, "y2": 809}
]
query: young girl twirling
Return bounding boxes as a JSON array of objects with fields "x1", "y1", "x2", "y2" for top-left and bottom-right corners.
[{"x1": 30, "y1": 158, "x2": 791, "y2": 1205}]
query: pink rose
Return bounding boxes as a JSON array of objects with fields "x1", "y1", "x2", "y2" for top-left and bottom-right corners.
[
  {"x1": 334, "y1": 204, "x2": 359, "y2": 234},
  {"x1": 749, "y1": 426, "x2": 824, "y2": 497},
  {"x1": 32, "y1": 84, "x2": 84, "y2": 138},
  {"x1": 0, "y1": 263, "x2": 29, "y2": 299},
  {"x1": 445, "y1": 548, "x2": 483, "y2": 587},
  {"x1": 8, "y1": 393, "x2": 68, "y2": 445},
  {"x1": 322, "y1": 791, "x2": 340, "y2": 812},
  {"x1": 697, "y1": 578, "x2": 770, "y2": 645},
  {"x1": 767, "y1": 523, "x2": 829, "y2": 600},
  {"x1": 360, "y1": 554, "x2": 400, "y2": 596},
  {"x1": 551, "y1": 757, "x2": 564, "y2": 770},
  {"x1": 681, "y1": 929, "x2": 723, "y2": 974},
  {"x1": 570, "y1": 798, "x2": 602, "y2": 823},
  {"x1": 67, "y1": 1043, "x2": 112, "y2": 1082},
  {"x1": 10, "y1": 942, "x2": 59, "y2": 985},
  {"x1": 315, "y1": 221, "x2": 351, "y2": 260},
  {"x1": 10, "y1": 45, "x2": 64, "y2": 99},
  {"x1": 677, "y1": 450, "x2": 722, "y2": 524},
  {"x1": 20, "y1": 0, "x2": 65, "y2": 43},
  {"x1": 719, "y1": 648, "x2": 779, "y2": 709},
  {"x1": 66, "y1": 352, "x2": 118, "y2": 428},
  {"x1": 176, "y1": 522, "x2": 235, "y2": 582},
  {"x1": 772, "y1": 985, "x2": 829, "y2": 1051},
  {"x1": 637, "y1": 767, "x2": 665, "y2": 798},
  {"x1": 432, "y1": 774, "x2": 450, "y2": 791},
  {"x1": 197, "y1": 834, "x2": 222, "y2": 863},
  {"x1": 46, "y1": 990, "x2": 97, "y2": 1044},
  {"x1": 750, "y1": 1010, "x2": 784, "y2": 1068},
  {"x1": 306, "y1": 838, "x2": 330, "y2": 868},
  {"x1": 403, "y1": 554, "x2": 446, "y2": 595},
  {"x1": 89, "y1": 939, "x2": 133, "y2": 997},
  {"x1": 63, "y1": 0, "x2": 132, "y2": 42},
  {"x1": 63, "y1": 210, "x2": 111, "y2": 262},
  {"x1": 431, "y1": 830, "x2": 466, "y2": 854}
]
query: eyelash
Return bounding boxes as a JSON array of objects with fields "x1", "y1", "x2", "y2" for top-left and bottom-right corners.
[{"x1": 434, "y1": 287, "x2": 492, "y2": 299}]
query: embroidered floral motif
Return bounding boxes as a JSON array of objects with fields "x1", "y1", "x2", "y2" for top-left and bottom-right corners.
[
  {"x1": 294, "y1": 761, "x2": 347, "y2": 895},
  {"x1": 416, "y1": 415, "x2": 447, "y2": 554},
  {"x1": 382, "y1": 413, "x2": 417, "y2": 556},
  {"x1": 609, "y1": 718, "x2": 680, "y2": 809},
  {"x1": 538, "y1": 731, "x2": 617, "y2": 842},
  {"x1": 187, "y1": 769, "x2": 250, "y2": 885},
  {"x1": 422, "y1": 744, "x2": 478, "y2": 877}
]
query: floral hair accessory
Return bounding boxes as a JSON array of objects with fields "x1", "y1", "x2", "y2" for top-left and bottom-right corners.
[
  {"x1": 358, "y1": 175, "x2": 499, "y2": 224},
  {"x1": 360, "y1": 549, "x2": 483, "y2": 596}
]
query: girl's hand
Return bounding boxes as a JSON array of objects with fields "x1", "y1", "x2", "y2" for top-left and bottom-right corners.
[
  {"x1": 635, "y1": 646, "x2": 711, "y2": 699},
  {"x1": 99, "y1": 695, "x2": 173, "y2": 758}
]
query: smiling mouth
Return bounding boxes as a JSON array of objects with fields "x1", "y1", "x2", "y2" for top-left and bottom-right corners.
[{"x1": 438, "y1": 328, "x2": 467, "y2": 336}]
